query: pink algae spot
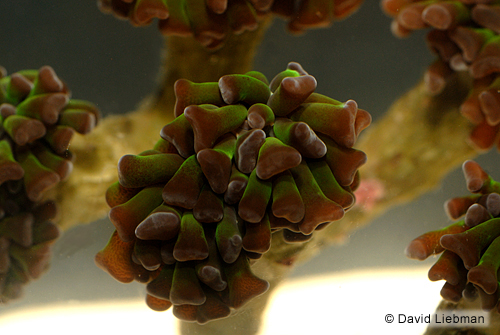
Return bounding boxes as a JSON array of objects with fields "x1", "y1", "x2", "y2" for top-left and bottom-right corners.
[{"x1": 354, "y1": 178, "x2": 385, "y2": 211}]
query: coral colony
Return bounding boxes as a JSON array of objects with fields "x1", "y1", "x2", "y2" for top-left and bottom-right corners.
[
  {"x1": 95, "y1": 62, "x2": 371, "y2": 322},
  {"x1": 98, "y1": 0, "x2": 364, "y2": 49},
  {"x1": 385, "y1": 0, "x2": 500, "y2": 317},
  {"x1": 2, "y1": 0, "x2": 500, "y2": 333},
  {"x1": 406, "y1": 160, "x2": 500, "y2": 312},
  {"x1": 0, "y1": 66, "x2": 99, "y2": 301},
  {"x1": 382, "y1": 0, "x2": 500, "y2": 150}
]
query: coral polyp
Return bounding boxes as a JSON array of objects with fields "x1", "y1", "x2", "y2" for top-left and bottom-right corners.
[
  {"x1": 98, "y1": 0, "x2": 364, "y2": 48},
  {"x1": 407, "y1": 160, "x2": 500, "y2": 312},
  {"x1": 382, "y1": 0, "x2": 500, "y2": 151},
  {"x1": 96, "y1": 62, "x2": 371, "y2": 323},
  {"x1": 0, "y1": 66, "x2": 100, "y2": 303}
]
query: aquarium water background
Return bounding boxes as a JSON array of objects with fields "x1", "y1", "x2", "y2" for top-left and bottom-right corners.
[{"x1": 0, "y1": 1, "x2": 499, "y2": 334}]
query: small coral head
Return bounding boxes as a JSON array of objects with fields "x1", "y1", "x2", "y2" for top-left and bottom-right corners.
[
  {"x1": 407, "y1": 160, "x2": 500, "y2": 312},
  {"x1": 382, "y1": 0, "x2": 500, "y2": 151},
  {"x1": 0, "y1": 65, "x2": 99, "y2": 304},
  {"x1": 98, "y1": 0, "x2": 364, "y2": 49},
  {"x1": 0, "y1": 66, "x2": 100, "y2": 202}
]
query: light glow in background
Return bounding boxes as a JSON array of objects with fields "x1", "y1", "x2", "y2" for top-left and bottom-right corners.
[{"x1": 0, "y1": 267, "x2": 442, "y2": 335}]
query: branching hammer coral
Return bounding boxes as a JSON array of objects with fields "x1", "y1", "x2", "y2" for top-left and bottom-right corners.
[
  {"x1": 98, "y1": 0, "x2": 364, "y2": 48},
  {"x1": 382, "y1": 0, "x2": 500, "y2": 151},
  {"x1": 0, "y1": 66, "x2": 100, "y2": 202},
  {"x1": 95, "y1": 62, "x2": 371, "y2": 323},
  {"x1": 0, "y1": 66, "x2": 100, "y2": 303},
  {"x1": 4, "y1": 1, "x2": 494, "y2": 333},
  {"x1": 407, "y1": 160, "x2": 500, "y2": 312}
]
